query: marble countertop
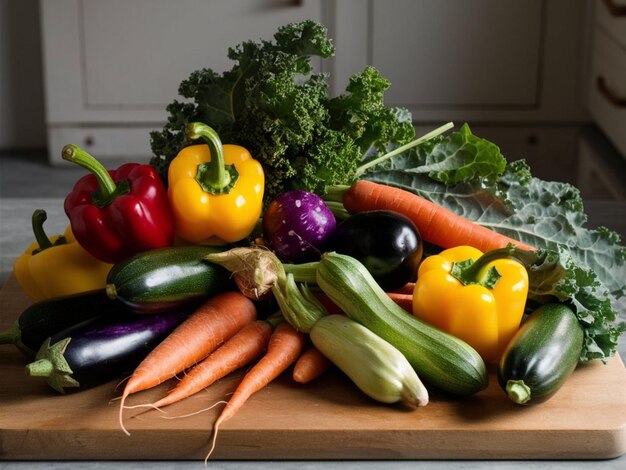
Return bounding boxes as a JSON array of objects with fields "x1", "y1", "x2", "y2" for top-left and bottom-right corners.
[{"x1": 1, "y1": 197, "x2": 625, "y2": 469}]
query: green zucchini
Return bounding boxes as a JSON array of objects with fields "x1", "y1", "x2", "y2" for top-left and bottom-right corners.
[
  {"x1": 105, "y1": 245, "x2": 233, "y2": 313},
  {"x1": 497, "y1": 303, "x2": 584, "y2": 405},
  {"x1": 315, "y1": 252, "x2": 488, "y2": 396}
]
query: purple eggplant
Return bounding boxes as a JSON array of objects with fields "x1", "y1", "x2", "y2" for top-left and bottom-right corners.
[
  {"x1": 327, "y1": 210, "x2": 424, "y2": 291},
  {"x1": 25, "y1": 310, "x2": 189, "y2": 393},
  {"x1": 0, "y1": 291, "x2": 128, "y2": 357}
]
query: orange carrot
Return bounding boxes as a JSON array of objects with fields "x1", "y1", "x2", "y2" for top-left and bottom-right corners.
[
  {"x1": 293, "y1": 345, "x2": 331, "y2": 384},
  {"x1": 386, "y1": 292, "x2": 414, "y2": 313},
  {"x1": 207, "y1": 321, "x2": 306, "y2": 461},
  {"x1": 148, "y1": 320, "x2": 272, "y2": 410},
  {"x1": 118, "y1": 291, "x2": 257, "y2": 435},
  {"x1": 342, "y1": 180, "x2": 536, "y2": 252}
]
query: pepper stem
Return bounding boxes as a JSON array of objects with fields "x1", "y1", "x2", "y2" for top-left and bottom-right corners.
[
  {"x1": 62, "y1": 144, "x2": 129, "y2": 207},
  {"x1": 31, "y1": 209, "x2": 54, "y2": 252},
  {"x1": 62, "y1": 144, "x2": 117, "y2": 196},
  {"x1": 460, "y1": 245, "x2": 518, "y2": 282},
  {"x1": 186, "y1": 122, "x2": 239, "y2": 194}
]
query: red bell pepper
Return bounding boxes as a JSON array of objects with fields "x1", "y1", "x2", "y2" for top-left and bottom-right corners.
[{"x1": 62, "y1": 144, "x2": 175, "y2": 263}]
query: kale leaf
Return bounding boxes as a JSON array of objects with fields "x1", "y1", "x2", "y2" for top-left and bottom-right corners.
[
  {"x1": 364, "y1": 124, "x2": 626, "y2": 361},
  {"x1": 149, "y1": 20, "x2": 413, "y2": 204}
]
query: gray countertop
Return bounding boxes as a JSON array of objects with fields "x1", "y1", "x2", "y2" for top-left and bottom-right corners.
[{"x1": 1, "y1": 197, "x2": 625, "y2": 469}]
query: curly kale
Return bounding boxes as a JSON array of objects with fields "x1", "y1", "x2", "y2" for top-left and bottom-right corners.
[{"x1": 149, "y1": 20, "x2": 414, "y2": 204}]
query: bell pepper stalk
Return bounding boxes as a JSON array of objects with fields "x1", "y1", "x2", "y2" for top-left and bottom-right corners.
[
  {"x1": 12, "y1": 209, "x2": 113, "y2": 302},
  {"x1": 62, "y1": 144, "x2": 175, "y2": 263},
  {"x1": 412, "y1": 245, "x2": 529, "y2": 364},
  {"x1": 167, "y1": 122, "x2": 265, "y2": 244}
]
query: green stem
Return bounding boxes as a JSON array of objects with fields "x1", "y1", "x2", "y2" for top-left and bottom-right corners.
[
  {"x1": 284, "y1": 261, "x2": 319, "y2": 284},
  {"x1": 506, "y1": 379, "x2": 531, "y2": 404},
  {"x1": 25, "y1": 358, "x2": 54, "y2": 377},
  {"x1": 62, "y1": 144, "x2": 117, "y2": 198},
  {"x1": 324, "y1": 200, "x2": 350, "y2": 220},
  {"x1": 265, "y1": 311, "x2": 285, "y2": 330},
  {"x1": 323, "y1": 185, "x2": 350, "y2": 203},
  {"x1": 186, "y1": 122, "x2": 238, "y2": 194},
  {"x1": 0, "y1": 320, "x2": 20, "y2": 346},
  {"x1": 460, "y1": 245, "x2": 518, "y2": 283},
  {"x1": 354, "y1": 121, "x2": 454, "y2": 177},
  {"x1": 31, "y1": 209, "x2": 54, "y2": 252}
]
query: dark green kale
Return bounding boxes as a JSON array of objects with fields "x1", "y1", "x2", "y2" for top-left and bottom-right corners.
[{"x1": 149, "y1": 20, "x2": 413, "y2": 204}]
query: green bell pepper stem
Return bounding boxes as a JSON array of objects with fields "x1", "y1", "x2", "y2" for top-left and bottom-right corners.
[
  {"x1": 62, "y1": 144, "x2": 118, "y2": 198},
  {"x1": 31, "y1": 209, "x2": 54, "y2": 252},
  {"x1": 451, "y1": 244, "x2": 536, "y2": 289},
  {"x1": 186, "y1": 121, "x2": 238, "y2": 194},
  {"x1": 62, "y1": 144, "x2": 129, "y2": 208}
]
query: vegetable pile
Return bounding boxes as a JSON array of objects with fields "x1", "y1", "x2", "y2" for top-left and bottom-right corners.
[{"x1": 1, "y1": 19, "x2": 626, "y2": 462}]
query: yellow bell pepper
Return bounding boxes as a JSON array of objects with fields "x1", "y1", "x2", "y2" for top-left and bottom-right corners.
[
  {"x1": 412, "y1": 245, "x2": 529, "y2": 363},
  {"x1": 167, "y1": 122, "x2": 264, "y2": 244},
  {"x1": 13, "y1": 210, "x2": 113, "y2": 302}
]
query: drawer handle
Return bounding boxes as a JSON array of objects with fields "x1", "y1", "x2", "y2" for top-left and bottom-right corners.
[
  {"x1": 602, "y1": 0, "x2": 626, "y2": 16},
  {"x1": 597, "y1": 76, "x2": 626, "y2": 108}
]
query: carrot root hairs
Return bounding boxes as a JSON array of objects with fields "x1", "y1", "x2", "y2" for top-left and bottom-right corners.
[{"x1": 118, "y1": 291, "x2": 257, "y2": 436}]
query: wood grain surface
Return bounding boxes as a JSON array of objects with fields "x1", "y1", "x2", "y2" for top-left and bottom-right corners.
[{"x1": 1, "y1": 275, "x2": 625, "y2": 461}]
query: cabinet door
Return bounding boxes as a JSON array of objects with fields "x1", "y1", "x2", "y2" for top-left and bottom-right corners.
[
  {"x1": 330, "y1": 0, "x2": 588, "y2": 123},
  {"x1": 40, "y1": 0, "x2": 326, "y2": 162}
]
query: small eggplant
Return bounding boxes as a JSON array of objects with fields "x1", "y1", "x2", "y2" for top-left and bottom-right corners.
[
  {"x1": 327, "y1": 210, "x2": 423, "y2": 291},
  {"x1": 0, "y1": 291, "x2": 127, "y2": 357},
  {"x1": 25, "y1": 310, "x2": 189, "y2": 393}
]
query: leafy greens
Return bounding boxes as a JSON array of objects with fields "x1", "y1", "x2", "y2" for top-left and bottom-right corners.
[
  {"x1": 364, "y1": 124, "x2": 626, "y2": 361},
  {"x1": 149, "y1": 20, "x2": 625, "y2": 362},
  {"x1": 150, "y1": 20, "x2": 414, "y2": 204}
]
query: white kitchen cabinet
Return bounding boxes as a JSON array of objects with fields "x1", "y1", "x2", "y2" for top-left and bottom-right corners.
[
  {"x1": 40, "y1": 0, "x2": 590, "y2": 170},
  {"x1": 331, "y1": 0, "x2": 588, "y2": 124},
  {"x1": 585, "y1": 0, "x2": 626, "y2": 158},
  {"x1": 40, "y1": 0, "x2": 328, "y2": 163}
]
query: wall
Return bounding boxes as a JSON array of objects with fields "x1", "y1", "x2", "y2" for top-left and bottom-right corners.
[{"x1": 0, "y1": 0, "x2": 46, "y2": 150}]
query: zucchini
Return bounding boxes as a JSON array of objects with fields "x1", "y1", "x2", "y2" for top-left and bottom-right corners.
[
  {"x1": 106, "y1": 245, "x2": 233, "y2": 313},
  {"x1": 0, "y1": 291, "x2": 126, "y2": 357},
  {"x1": 310, "y1": 314, "x2": 429, "y2": 406},
  {"x1": 315, "y1": 252, "x2": 488, "y2": 396},
  {"x1": 497, "y1": 303, "x2": 584, "y2": 405}
]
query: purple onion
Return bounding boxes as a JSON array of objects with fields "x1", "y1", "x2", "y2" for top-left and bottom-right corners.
[{"x1": 262, "y1": 190, "x2": 336, "y2": 262}]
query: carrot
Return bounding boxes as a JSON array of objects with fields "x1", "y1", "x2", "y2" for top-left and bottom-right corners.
[
  {"x1": 386, "y1": 292, "x2": 414, "y2": 313},
  {"x1": 293, "y1": 345, "x2": 331, "y2": 384},
  {"x1": 342, "y1": 180, "x2": 536, "y2": 253},
  {"x1": 148, "y1": 320, "x2": 272, "y2": 410},
  {"x1": 118, "y1": 291, "x2": 257, "y2": 435},
  {"x1": 206, "y1": 321, "x2": 306, "y2": 461}
]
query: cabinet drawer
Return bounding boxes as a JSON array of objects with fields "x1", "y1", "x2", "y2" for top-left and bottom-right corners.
[{"x1": 587, "y1": 28, "x2": 626, "y2": 158}]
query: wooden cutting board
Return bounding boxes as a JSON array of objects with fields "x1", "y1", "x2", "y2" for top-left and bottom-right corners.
[{"x1": 1, "y1": 275, "x2": 625, "y2": 461}]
